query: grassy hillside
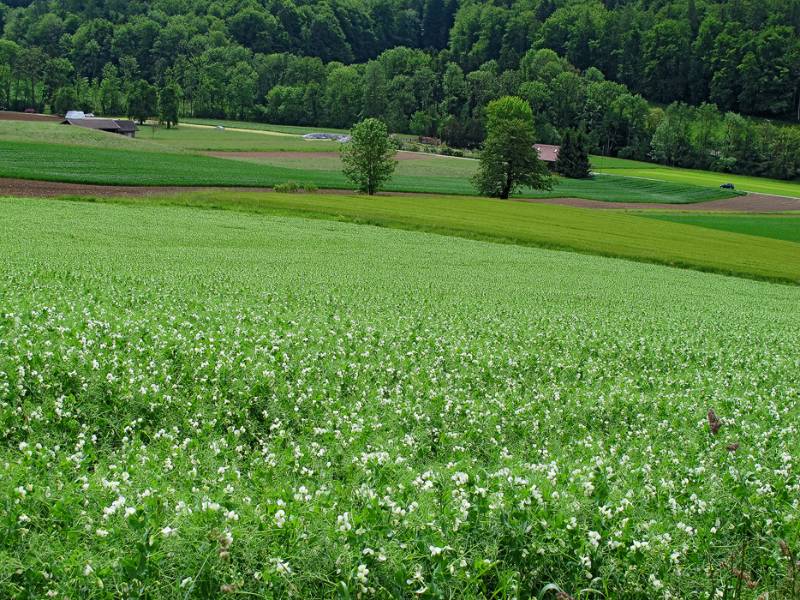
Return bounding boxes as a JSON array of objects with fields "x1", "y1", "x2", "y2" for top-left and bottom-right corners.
[
  {"x1": 46, "y1": 190, "x2": 800, "y2": 283},
  {"x1": 645, "y1": 213, "x2": 800, "y2": 243},
  {"x1": 0, "y1": 138, "x2": 735, "y2": 203},
  {"x1": 0, "y1": 120, "x2": 175, "y2": 152},
  {"x1": 1, "y1": 196, "x2": 798, "y2": 598},
  {"x1": 592, "y1": 155, "x2": 800, "y2": 198}
]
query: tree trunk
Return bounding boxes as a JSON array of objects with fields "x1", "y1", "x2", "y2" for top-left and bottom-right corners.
[{"x1": 500, "y1": 165, "x2": 513, "y2": 199}]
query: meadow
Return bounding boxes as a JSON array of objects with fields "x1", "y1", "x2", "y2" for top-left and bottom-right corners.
[
  {"x1": 591, "y1": 156, "x2": 800, "y2": 198},
  {"x1": 1, "y1": 196, "x2": 799, "y2": 599}
]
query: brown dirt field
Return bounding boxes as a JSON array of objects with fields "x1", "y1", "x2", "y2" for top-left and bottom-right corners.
[
  {"x1": 0, "y1": 177, "x2": 797, "y2": 212},
  {"x1": 204, "y1": 151, "x2": 432, "y2": 161},
  {"x1": 0, "y1": 111, "x2": 62, "y2": 123}
]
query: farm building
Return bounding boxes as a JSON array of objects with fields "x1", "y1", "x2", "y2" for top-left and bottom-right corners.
[
  {"x1": 534, "y1": 144, "x2": 561, "y2": 163},
  {"x1": 61, "y1": 117, "x2": 137, "y2": 137}
]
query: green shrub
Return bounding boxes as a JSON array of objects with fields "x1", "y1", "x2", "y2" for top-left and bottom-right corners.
[
  {"x1": 304, "y1": 182, "x2": 318, "y2": 192},
  {"x1": 274, "y1": 181, "x2": 300, "y2": 193}
]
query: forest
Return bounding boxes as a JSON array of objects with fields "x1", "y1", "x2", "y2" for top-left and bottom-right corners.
[{"x1": 1, "y1": 0, "x2": 799, "y2": 179}]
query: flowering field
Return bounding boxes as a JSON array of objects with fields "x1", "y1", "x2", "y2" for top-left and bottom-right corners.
[{"x1": 1, "y1": 197, "x2": 799, "y2": 599}]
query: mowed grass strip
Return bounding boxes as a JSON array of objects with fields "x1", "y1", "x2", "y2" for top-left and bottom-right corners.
[
  {"x1": 644, "y1": 213, "x2": 800, "y2": 244},
  {"x1": 0, "y1": 139, "x2": 734, "y2": 203},
  {"x1": 71, "y1": 190, "x2": 800, "y2": 283},
  {"x1": 592, "y1": 155, "x2": 800, "y2": 198}
]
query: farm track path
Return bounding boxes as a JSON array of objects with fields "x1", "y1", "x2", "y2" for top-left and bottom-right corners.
[{"x1": 0, "y1": 177, "x2": 798, "y2": 213}]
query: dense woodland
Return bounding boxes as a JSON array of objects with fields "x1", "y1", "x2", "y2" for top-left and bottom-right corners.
[{"x1": 1, "y1": 0, "x2": 799, "y2": 178}]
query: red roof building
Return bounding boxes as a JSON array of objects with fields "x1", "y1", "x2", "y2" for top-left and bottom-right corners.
[{"x1": 534, "y1": 144, "x2": 561, "y2": 163}]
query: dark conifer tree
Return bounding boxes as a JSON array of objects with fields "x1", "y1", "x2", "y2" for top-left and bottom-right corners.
[{"x1": 556, "y1": 128, "x2": 592, "y2": 178}]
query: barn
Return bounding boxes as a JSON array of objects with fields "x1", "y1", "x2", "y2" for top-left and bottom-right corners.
[{"x1": 61, "y1": 117, "x2": 137, "y2": 138}]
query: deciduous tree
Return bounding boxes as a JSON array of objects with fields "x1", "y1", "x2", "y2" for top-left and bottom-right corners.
[
  {"x1": 472, "y1": 96, "x2": 553, "y2": 199},
  {"x1": 341, "y1": 118, "x2": 397, "y2": 195}
]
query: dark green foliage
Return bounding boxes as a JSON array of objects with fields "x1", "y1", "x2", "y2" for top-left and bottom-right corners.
[
  {"x1": 556, "y1": 129, "x2": 591, "y2": 179},
  {"x1": 341, "y1": 118, "x2": 397, "y2": 195},
  {"x1": 158, "y1": 84, "x2": 181, "y2": 129},
  {"x1": 127, "y1": 79, "x2": 157, "y2": 124},
  {"x1": 51, "y1": 86, "x2": 77, "y2": 116},
  {"x1": 473, "y1": 96, "x2": 553, "y2": 199}
]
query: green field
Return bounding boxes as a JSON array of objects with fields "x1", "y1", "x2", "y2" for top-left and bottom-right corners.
[
  {"x1": 592, "y1": 155, "x2": 800, "y2": 198},
  {"x1": 2, "y1": 196, "x2": 799, "y2": 598},
  {"x1": 0, "y1": 136, "x2": 736, "y2": 202},
  {"x1": 0, "y1": 120, "x2": 175, "y2": 152},
  {"x1": 42, "y1": 190, "x2": 800, "y2": 283},
  {"x1": 644, "y1": 213, "x2": 800, "y2": 244},
  {"x1": 141, "y1": 123, "x2": 350, "y2": 152}
]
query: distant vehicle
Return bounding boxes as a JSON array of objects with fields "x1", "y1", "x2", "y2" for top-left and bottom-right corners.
[{"x1": 720, "y1": 183, "x2": 735, "y2": 190}]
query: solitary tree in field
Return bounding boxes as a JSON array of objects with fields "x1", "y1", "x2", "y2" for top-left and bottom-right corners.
[
  {"x1": 341, "y1": 118, "x2": 397, "y2": 195},
  {"x1": 472, "y1": 96, "x2": 553, "y2": 199},
  {"x1": 556, "y1": 128, "x2": 592, "y2": 178}
]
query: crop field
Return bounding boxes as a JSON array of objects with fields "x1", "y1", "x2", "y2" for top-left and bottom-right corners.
[
  {"x1": 644, "y1": 214, "x2": 800, "y2": 244},
  {"x1": 592, "y1": 156, "x2": 800, "y2": 199},
  {"x1": 83, "y1": 190, "x2": 800, "y2": 283},
  {"x1": 1, "y1": 196, "x2": 799, "y2": 598}
]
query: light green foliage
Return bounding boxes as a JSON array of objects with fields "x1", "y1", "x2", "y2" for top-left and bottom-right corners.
[
  {"x1": 1, "y1": 197, "x2": 799, "y2": 598},
  {"x1": 340, "y1": 118, "x2": 397, "y2": 195},
  {"x1": 273, "y1": 181, "x2": 301, "y2": 193},
  {"x1": 473, "y1": 96, "x2": 553, "y2": 199}
]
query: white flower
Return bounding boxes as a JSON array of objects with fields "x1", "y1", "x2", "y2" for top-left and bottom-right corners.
[
  {"x1": 356, "y1": 563, "x2": 369, "y2": 584},
  {"x1": 337, "y1": 512, "x2": 352, "y2": 532},
  {"x1": 451, "y1": 472, "x2": 469, "y2": 486},
  {"x1": 180, "y1": 577, "x2": 193, "y2": 588},
  {"x1": 649, "y1": 574, "x2": 663, "y2": 589},
  {"x1": 83, "y1": 564, "x2": 94, "y2": 576},
  {"x1": 96, "y1": 529, "x2": 109, "y2": 537},
  {"x1": 271, "y1": 558, "x2": 292, "y2": 575},
  {"x1": 588, "y1": 530, "x2": 601, "y2": 549},
  {"x1": 274, "y1": 509, "x2": 286, "y2": 528},
  {"x1": 161, "y1": 526, "x2": 176, "y2": 537}
]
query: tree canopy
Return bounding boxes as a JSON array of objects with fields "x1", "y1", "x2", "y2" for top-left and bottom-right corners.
[
  {"x1": 341, "y1": 118, "x2": 397, "y2": 195},
  {"x1": 472, "y1": 96, "x2": 553, "y2": 199}
]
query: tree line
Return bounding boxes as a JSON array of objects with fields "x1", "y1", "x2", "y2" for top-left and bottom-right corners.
[{"x1": 0, "y1": 0, "x2": 798, "y2": 179}]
